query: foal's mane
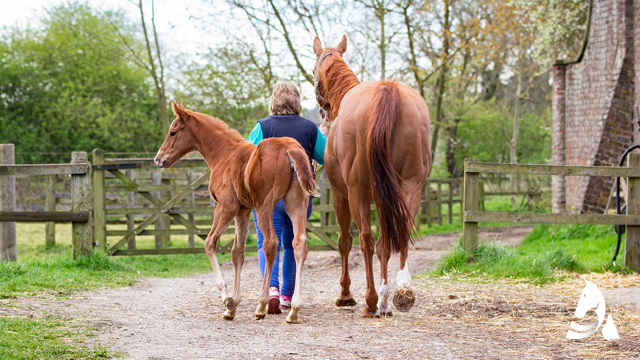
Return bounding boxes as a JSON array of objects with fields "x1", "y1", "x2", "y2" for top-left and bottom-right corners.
[
  {"x1": 320, "y1": 50, "x2": 360, "y2": 118},
  {"x1": 185, "y1": 107, "x2": 246, "y2": 143}
]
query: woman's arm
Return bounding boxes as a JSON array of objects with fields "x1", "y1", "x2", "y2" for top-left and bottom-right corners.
[
  {"x1": 312, "y1": 128, "x2": 327, "y2": 165},
  {"x1": 246, "y1": 123, "x2": 263, "y2": 145}
]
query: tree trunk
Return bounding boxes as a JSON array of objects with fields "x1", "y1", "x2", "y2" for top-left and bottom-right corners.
[
  {"x1": 430, "y1": 0, "x2": 451, "y2": 162},
  {"x1": 509, "y1": 71, "x2": 522, "y2": 207},
  {"x1": 445, "y1": 118, "x2": 461, "y2": 178}
]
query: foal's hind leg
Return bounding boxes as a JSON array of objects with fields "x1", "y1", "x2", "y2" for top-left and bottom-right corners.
[
  {"x1": 223, "y1": 209, "x2": 251, "y2": 320},
  {"x1": 254, "y1": 207, "x2": 278, "y2": 320},
  {"x1": 283, "y1": 190, "x2": 309, "y2": 323},
  {"x1": 333, "y1": 191, "x2": 357, "y2": 307}
]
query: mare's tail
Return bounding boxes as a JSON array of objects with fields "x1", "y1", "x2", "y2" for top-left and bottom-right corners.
[
  {"x1": 286, "y1": 148, "x2": 319, "y2": 197},
  {"x1": 367, "y1": 80, "x2": 413, "y2": 253}
]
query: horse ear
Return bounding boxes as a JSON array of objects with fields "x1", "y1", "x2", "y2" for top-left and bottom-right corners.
[
  {"x1": 172, "y1": 102, "x2": 188, "y2": 119},
  {"x1": 313, "y1": 36, "x2": 323, "y2": 56},
  {"x1": 336, "y1": 35, "x2": 347, "y2": 54}
]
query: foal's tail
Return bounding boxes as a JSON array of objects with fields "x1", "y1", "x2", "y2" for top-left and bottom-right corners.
[
  {"x1": 286, "y1": 148, "x2": 319, "y2": 197},
  {"x1": 367, "y1": 80, "x2": 413, "y2": 254}
]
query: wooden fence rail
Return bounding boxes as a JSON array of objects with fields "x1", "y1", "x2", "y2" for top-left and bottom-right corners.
[
  {"x1": 463, "y1": 158, "x2": 640, "y2": 273},
  {"x1": 0, "y1": 145, "x2": 92, "y2": 260}
]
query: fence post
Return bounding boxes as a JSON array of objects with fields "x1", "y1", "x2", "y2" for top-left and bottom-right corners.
[
  {"x1": 0, "y1": 144, "x2": 16, "y2": 261},
  {"x1": 71, "y1": 151, "x2": 92, "y2": 258},
  {"x1": 447, "y1": 179, "x2": 453, "y2": 224},
  {"x1": 479, "y1": 179, "x2": 486, "y2": 211},
  {"x1": 92, "y1": 148, "x2": 106, "y2": 252},
  {"x1": 126, "y1": 169, "x2": 137, "y2": 250},
  {"x1": 462, "y1": 159, "x2": 479, "y2": 253},
  {"x1": 626, "y1": 153, "x2": 640, "y2": 272},
  {"x1": 437, "y1": 181, "x2": 443, "y2": 225},
  {"x1": 187, "y1": 171, "x2": 195, "y2": 248},
  {"x1": 459, "y1": 177, "x2": 464, "y2": 223},
  {"x1": 425, "y1": 180, "x2": 431, "y2": 226},
  {"x1": 151, "y1": 171, "x2": 165, "y2": 249},
  {"x1": 45, "y1": 175, "x2": 56, "y2": 249}
]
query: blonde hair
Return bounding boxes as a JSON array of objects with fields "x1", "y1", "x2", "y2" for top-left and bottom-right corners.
[{"x1": 269, "y1": 82, "x2": 302, "y2": 115}]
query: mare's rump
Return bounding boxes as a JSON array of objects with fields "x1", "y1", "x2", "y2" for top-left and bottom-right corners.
[{"x1": 367, "y1": 82, "x2": 413, "y2": 254}]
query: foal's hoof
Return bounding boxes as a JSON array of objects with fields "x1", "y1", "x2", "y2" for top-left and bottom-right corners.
[
  {"x1": 335, "y1": 297, "x2": 357, "y2": 307},
  {"x1": 255, "y1": 313, "x2": 266, "y2": 320},
  {"x1": 363, "y1": 307, "x2": 380, "y2": 318},
  {"x1": 392, "y1": 288, "x2": 416, "y2": 313},
  {"x1": 380, "y1": 307, "x2": 393, "y2": 317},
  {"x1": 268, "y1": 297, "x2": 282, "y2": 314}
]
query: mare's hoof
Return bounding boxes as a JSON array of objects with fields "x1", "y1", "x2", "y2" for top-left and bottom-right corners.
[
  {"x1": 335, "y1": 297, "x2": 357, "y2": 307},
  {"x1": 380, "y1": 308, "x2": 393, "y2": 317},
  {"x1": 224, "y1": 297, "x2": 235, "y2": 310},
  {"x1": 255, "y1": 313, "x2": 266, "y2": 320},
  {"x1": 363, "y1": 307, "x2": 380, "y2": 318},
  {"x1": 392, "y1": 288, "x2": 416, "y2": 313},
  {"x1": 223, "y1": 308, "x2": 236, "y2": 320}
]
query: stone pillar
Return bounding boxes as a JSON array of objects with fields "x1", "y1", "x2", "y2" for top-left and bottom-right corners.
[
  {"x1": 552, "y1": 65, "x2": 567, "y2": 213},
  {"x1": 635, "y1": 0, "x2": 640, "y2": 142}
]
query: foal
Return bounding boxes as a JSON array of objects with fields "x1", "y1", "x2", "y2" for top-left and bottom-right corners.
[{"x1": 154, "y1": 102, "x2": 318, "y2": 323}]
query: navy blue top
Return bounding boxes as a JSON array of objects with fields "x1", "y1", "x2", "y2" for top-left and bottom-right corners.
[{"x1": 247, "y1": 115, "x2": 326, "y2": 165}]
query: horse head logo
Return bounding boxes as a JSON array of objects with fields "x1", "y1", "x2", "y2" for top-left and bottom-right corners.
[{"x1": 567, "y1": 280, "x2": 619, "y2": 340}]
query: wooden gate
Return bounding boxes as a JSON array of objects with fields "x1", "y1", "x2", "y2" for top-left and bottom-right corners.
[
  {"x1": 462, "y1": 157, "x2": 640, "y2": 273},
  {"x1": 92, "y1": 149, "x2": 338, "y2": 256}
]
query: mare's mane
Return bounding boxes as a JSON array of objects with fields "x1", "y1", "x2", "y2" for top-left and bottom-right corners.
[{"x1": 320, "y1": 50, "x2": 360, "y2": 119}]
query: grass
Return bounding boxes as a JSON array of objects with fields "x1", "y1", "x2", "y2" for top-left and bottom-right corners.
[
  {"x1": 0, "y1": 223, "x2": 224, "y2": 298},
  {"x1": 418, "y1": 194, "x2": 538, "y2": 236},
  {"x1": 0, "y1": 316, "x2": 119, "y2": 359},
  {"x1": 431, "y1": 224, "x2": 631, "y2": 284}
]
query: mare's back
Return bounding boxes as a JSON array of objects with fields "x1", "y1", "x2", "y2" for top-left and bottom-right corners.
[{"x1": 332, "y1": 81, "x2": 431, "y2": 179}]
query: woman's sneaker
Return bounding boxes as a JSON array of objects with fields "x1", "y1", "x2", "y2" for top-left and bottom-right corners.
[
  {"x1": 280, "y1": 295, "x2": 292, "y2": 312},
  {"x1": 268, "y1": 287, "x2": 281, "y2": 314}
]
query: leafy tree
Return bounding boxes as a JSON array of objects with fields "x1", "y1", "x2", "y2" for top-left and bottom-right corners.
[
  {"x1": 0, "y1": 2, "x2": 160, "y2": 163},
  {"x1": 173, "y1": 44, "x2": 271, "y2": 135}
]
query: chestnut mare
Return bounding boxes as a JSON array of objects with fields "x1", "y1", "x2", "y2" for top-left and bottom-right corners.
[
  {"x1": 154, "y1": 102, "x2": 318, "y2": 323},
  {"x1": 313, "y1": 36, "x2": 431, "y2": 317}
]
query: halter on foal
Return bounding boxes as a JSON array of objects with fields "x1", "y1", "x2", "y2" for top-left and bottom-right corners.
[
  {"x1": 154, "y1": 102, "x2": 318, "y2": 323},
  {"x1": 313, "y1": 36, "x2": 431, "y2": 317}
]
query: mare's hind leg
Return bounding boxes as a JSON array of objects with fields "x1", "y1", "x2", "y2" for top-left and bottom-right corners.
[
  {"x1": 392, "y1": 185, "x2": 422, "y2": 312},
  {"x1": 204, "y1": 204, "x2": 238, "y2": 319},
  {"x1": 254, "y1": 206, "x2": 278, "y2": 320},
  {"x1": 283, "y1": 188, "x2": 310, "y2": 323},
  {"x1": 349, "y1": 195, "x2": 378, "y2": 317},
  {"x1": 333, "y1": 190, "x2": 356, "y2": 307},
  {"x1": 223, "y1": 209, "x2": 251, "y2": 320},
  {"x1": 376, "y1": 236, "x2": 392, "y2": 316}
]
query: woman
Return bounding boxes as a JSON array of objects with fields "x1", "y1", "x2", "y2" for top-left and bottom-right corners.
[{"x1": 247, "y1": 82, "x2": 327, "y2": 314}]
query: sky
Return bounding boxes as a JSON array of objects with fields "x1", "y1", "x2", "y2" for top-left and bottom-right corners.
[
  {"x1": 0, "y1": 0, "x2": 348, "y2": 110},
  {"x1": 0, "y1": 0, "x2": 221, "y2": 53}
]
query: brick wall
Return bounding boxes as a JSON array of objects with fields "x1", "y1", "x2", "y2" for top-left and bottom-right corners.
[
  {"x1": 552, "y1": 0, "x2": 636, "y2": 214},
  {"x1": 636, "y1": 0, "x2": 640, "y2": 133}
]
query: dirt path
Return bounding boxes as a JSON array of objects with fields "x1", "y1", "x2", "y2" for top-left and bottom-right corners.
[{"x1": 5, "y1": 225, "x2": 640, "y2": 359}]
